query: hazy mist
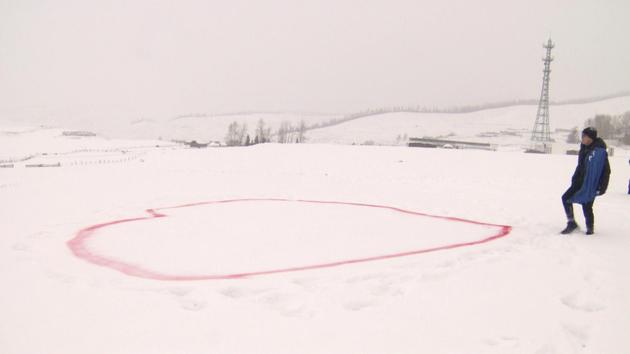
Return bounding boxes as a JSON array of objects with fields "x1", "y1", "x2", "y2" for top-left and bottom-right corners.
[{"x1": 1, "y1": 0, "x2": 629, "y2": 124}]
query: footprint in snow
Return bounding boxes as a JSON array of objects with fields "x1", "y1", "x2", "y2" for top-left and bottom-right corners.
[
  {"x1": 26, "y1": 232, "x2": 48, "y2": 240},
  {"x1": 12, "y1": 243, "x2": 31, "y2": 252},
  {"x1": 534, "y1": 341, "x2": 556, "y2": 354},
  {"x1": 561, "y1": 293, "x2": 605, "y2": 313},
  {"x1": 256, "y1": 292, "x2": 307, "y2": 317},
  {"x1": 219, "y1": 286, "x2": 269, "y2": 299},
  {"x1": 179, "y1": 298, "x2": 206, "y2": 311},
  {"x1": 167, "y1": 287, "x2": 192, "y2": 297},
  {"x1": 370, "y1": 283, "x2": 404, "y2": 297},
  {"x1": 483, "y1": 336, "x2": 519, "y2": 347},
  {"x1": 343, "y1": 300, "x2": 375, "y2": 312},
  {"x1": 291, "y1": 277, "x2": 320, "y2": 290},
  {"x1": 562, "y1": 323, "x2": 590, "y2": 349},
  {"x1": 345, "y1": 273, "x2": 389, "y2": 284},
  {"x1": 45, "y1": 271, "x2": 76, "y2": 284}
]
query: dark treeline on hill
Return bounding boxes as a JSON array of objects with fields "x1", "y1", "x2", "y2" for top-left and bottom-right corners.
[
  {"x1": 307, "y1": 91, "x2": 630, "y2": 132},
  {"x1": 174, "y1": 92, "x2": 629, "y2": 125}
]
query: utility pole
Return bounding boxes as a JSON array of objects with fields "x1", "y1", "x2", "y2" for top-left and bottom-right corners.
[{"x1": 530, "y1": 38, "x2": 555, "y2": 153}]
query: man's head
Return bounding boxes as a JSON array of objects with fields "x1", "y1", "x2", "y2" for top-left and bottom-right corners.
[{"x1": 582, "y1": 127, "x2": 597, "y2": 145}]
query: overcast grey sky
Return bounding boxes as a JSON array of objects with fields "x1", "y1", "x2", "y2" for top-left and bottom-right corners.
[{"x1": 1, "y1": 0, "x2": 629, "y2": 117}]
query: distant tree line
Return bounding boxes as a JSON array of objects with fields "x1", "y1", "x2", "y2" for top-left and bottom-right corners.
[
  {"x1": 568, "y1": 111, "x2": 630, "y2": 145},
  {"x1": 224, "y1": 121, "x2": 249, "y2": 146},
  {"x1": 224, "y1": 119, "x2": 307, "y2": 146},
  {"x1": 309, "y1": 92, "x2": 630, "y2": 132},
  {"x1": 584, "y1": 111, "x2": 630, "y2": 145}
]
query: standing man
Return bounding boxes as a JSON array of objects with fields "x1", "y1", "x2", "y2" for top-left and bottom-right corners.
[{"x1": 561, "y1": 127, "x2": 611, "y2": 235}]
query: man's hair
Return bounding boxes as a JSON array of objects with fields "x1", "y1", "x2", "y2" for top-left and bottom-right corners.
[{"x1": 582, "y1": 127, "x2": 598, "y2": 140}]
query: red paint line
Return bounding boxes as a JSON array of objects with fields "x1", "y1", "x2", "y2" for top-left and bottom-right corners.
[{"x1": 67, "y1": 199, "x2": 512, "y2": 281}]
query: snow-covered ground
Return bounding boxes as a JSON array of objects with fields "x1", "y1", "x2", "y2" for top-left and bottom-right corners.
[
  {"x1": 307, "y1": 96, "x2": 630, "y2": 148},
  {"x1": 0, "y1": 126, "x2": 172, "y2": 168},
  {"x1": 0, "y1": 109, "x2": 342, "y2": 142},
  {"x1": 2, "y1": 96, "x2": 628, "y2": 146},
  {"x1": 158, "y1": 112, "x2": 342, "y2": 142},
  {"x1": 1, "y1": 129, "x2": 629, "y2": 353}
]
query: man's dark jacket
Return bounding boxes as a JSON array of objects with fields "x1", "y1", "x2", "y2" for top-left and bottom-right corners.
[{"x1": 569, "y1": 137, "x2": 611, "y2": 204}]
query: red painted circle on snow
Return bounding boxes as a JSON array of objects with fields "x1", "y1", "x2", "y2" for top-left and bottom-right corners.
[{"x1": 67, "y1": 198, "x2": 512, "y2": 281}]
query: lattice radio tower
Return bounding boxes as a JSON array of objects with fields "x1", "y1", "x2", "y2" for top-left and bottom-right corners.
[{"x1": 530, "y1": 39, "x2": 555, "y2": 150}]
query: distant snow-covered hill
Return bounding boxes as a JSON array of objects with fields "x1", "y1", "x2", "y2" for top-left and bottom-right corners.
[
  {"x1": 116, "y1": 96, "x2": 630, "y2": 147},
  {"x1": 1, "y1": 96, "x2": 629, "y2": 150},
  {"x1": 0, "y1": 126, "x2": 167, "y2": 162},
  {"x1": 306, "y1": 96, "x2": 630, "y2": 148},
  {"x1": 123, "y1": 112, "x2": 342, "y2": 142}
]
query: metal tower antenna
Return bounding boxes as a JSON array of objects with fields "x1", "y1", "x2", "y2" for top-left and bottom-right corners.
[{"x1": 530, "y1": 38, "x2": 555, "y2": 152}]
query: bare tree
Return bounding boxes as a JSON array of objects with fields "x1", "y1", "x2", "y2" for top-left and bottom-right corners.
[
  {"x1": 585, "y1": 115, "x2": 615, "y2": 139},
  {"x1": 277, "y1": 121, "x2": 291, "y2": 143},
  {"x1": 225, "y1": 121, "x2": 240, "y2": 146},
  {"x1": 621, "y1": 111, "x2": 630, "y2": 145},
  {"x1": 237, "y1": 123, "x2": 248, "y2": 145},
  {"x1": 224, "y1": 122, "x2": 248, "y2": 146},
  {"x1": 256, "y1": 119, "x2": 270, "y2": 143},
  {"x1": 297, "y1": 120, "x2": 307, "y2": 143}
]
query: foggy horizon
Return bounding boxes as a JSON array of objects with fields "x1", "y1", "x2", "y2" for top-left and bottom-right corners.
[{"x1": 1, "y1": 0, "x2": 629, "y2": 122}]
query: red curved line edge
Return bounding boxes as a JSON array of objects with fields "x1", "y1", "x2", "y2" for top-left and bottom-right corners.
[{"x1": 67, "y1": 198, "x2": 512, "y2": 281}]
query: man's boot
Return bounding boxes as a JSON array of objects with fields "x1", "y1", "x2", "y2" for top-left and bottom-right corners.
[
  {"x1": 586, "y1": 225, "x2": 594, "y2": 235},
  {"x1": 561, "y1": 221, "x2": 579, "y2": 234}
]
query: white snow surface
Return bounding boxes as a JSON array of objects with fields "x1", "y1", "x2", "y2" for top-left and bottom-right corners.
[
  {"x1": 1, "y1": 128, "x2": 630, "y2": 353},
  {"x1": 3, "y1": 96, "x2": 628, "y2": 146},
  {"x1": 307, "y1": 96, "x2": 630, "y2": 147},
  {"x1": 159, "y1": 112, "x2": 342, "y2": 142},
  {"x1": 0, "y1": 110, "x2": 342, "y2": 142},
  {"x1": 105, "y1": 96, "x2": 630, "y2": 145}
]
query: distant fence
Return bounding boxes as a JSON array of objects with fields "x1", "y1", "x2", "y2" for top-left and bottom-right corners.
[
  {"x1": 408, "y1": 138, "x2": 496, "y2": 151},
  {"x1": 6, "y1": 152, "x2": 147, "y2": 168},
  {"x1": 66, "y1": 154, "x2": 144, "y2": 166},
  {"x1": 2, "y1": 143, "x2": 185, "y2": 169},
  {"x1": 0, "y1": 155, "x2": 36, "y2": 164},
  {"x1": 1, "y1": 144, "x2": 173, "y2": 166},
  {"x1": 25, "y1": 163, "x2": 61, "y2": 168}
]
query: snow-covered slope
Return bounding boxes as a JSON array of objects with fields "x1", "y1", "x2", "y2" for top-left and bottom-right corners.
[
  {"x1": 112, "y1": 112, "x2": 342, "y2": 142},
  {"x1": 306, "y1": 96, "x2": 630, "y2": 147},
  {"x1": 172, "y1": 112, "x2": 339, "y2": 141},
  {"x1": 0, "y1": 126, "x2": 169, "y2": 165},
  {"x1": 3, "y1": 96, "x2": 628, "y2": 146},
  {"x1": 119, "y1": 96, "x2": 630, "y2": 145},
  {"x1": 1, "y1": 132, "x2": 629, "y2": 353},
  {"x1": 0, "y1": 107, "x2": 342, "y2": 142}
]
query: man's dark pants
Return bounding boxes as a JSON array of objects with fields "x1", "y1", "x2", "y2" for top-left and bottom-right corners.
[{"x1": 562, "y1": 185, "x2": 594, "y2": 227}]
